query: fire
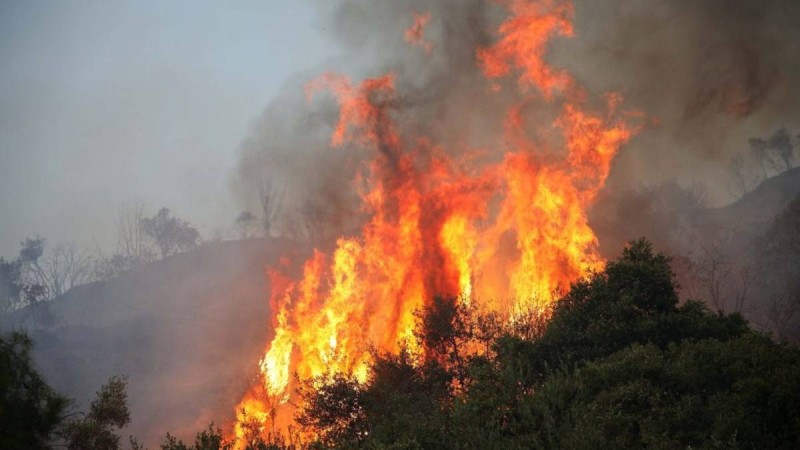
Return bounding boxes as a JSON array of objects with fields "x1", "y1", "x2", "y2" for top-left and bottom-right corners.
[
  {"x1": 405, "y1": 12, "x2": 433, "y2": 53},
  {"x1": 231, "y1": 0, "x2": 638, "y2": 445}
]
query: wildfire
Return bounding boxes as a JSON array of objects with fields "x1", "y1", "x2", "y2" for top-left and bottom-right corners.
[
  {"x1": 405, "y1": 12, "x2": 433, "y2": 53},
  {"x1": 231, "y1": 0, "x2": 638, "y2": 445}
]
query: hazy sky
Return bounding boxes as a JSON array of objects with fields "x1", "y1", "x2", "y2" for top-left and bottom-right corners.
[{"x1": 0, "y1": 1, "x2": 338, "y2": 256}]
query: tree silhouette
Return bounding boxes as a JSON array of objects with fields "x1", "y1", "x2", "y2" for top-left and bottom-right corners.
[{"x1": 140, "y1": 208, "x2": 200, "y2": 259}]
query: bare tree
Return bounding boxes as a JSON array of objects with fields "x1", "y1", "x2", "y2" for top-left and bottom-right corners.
[
  {"x1": 115, "y1": 201, "x2": 154, "y2": 266},
  {"x1": 32, "y1": 244, "x2": 92, "y2": 299},
  {"x1": 16, "y1": 238, "x2": 93, "y2": 300},
  {"x1": 259, "y1": 179, "x2": 285, "y2": 236},
  {"x1": 91, "y1": 202, "x2": 156, "y2": 281},
  {"x1": 731, "y1": 266, "x2": 752, "y2": 314},
  {"x1": 754, "y1": 195, "x2": 800, "y2": 340},
  {"x1": 749, "y1": 136, "x2": 774, "y2": 180},
  {"x1": 301, "y1": 201, "x2": 328, "y2": 244},
  {"x1": 728, "y1": 153, "x2": 762, "y2": 197},
  {"x1": 671, "y1": 253, "x2": 702, "y2": 301},
  {"x1": 762, "y1": 277, "x2": 800, "y2": 341},
  {"x1": 695, "y1": 242, "x2": 733, "y2": 311},
  {"x1": 730, "y1": 127, "x2": 798, "y2": 198}
]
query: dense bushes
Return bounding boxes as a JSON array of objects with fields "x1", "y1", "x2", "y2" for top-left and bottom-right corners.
[
  {"x1": 296, "y1": 239, "x2": 800, "y2": 449},
  {"x1": 3, "y1": 239, "x2": 800, "y2": 449}
]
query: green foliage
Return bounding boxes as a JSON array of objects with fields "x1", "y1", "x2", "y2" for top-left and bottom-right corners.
[
  {"x1": 528, "y1": 335, "x2": 800, "y2": 449},
  {"x1": 60, "y1": 375, "x2": 131, "y2": 450},
  {"x1": 521, "y1": 238, "x2": 748, "y2": 382},
  {"x1": 415, "y1": 296, "x2": 474, "y2": 381},
  {"x1": 296, "y1": 374, "x2": 367, "y2": 448},
  {"x1": 0, "y1": 332, "x2": 69, "y2": 450},
  {"x1": 294, "y1": 239, "x2": 800, "y2": 449},
  {"x1": 160, "y1": 427, "x2": 235, "y2": 450},
  {"x1": 361, "y1": 350, "x2": 452, "y2": 448}
]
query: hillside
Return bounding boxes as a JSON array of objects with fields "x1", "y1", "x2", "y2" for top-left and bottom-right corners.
[
  {"x1": 1, "y1": 237, "x2": 306, "y2": 445},
  {"x1": 702, "y1": 167, "x2": 800, "y2": 234},
  {"x1": 3, "y1": 171, "x2": 800, "y2": 445}
]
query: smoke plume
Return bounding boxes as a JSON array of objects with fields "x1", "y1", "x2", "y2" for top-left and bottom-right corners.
[{"x1": 235, "y1": 0, "x2": 800, "y2": 239}]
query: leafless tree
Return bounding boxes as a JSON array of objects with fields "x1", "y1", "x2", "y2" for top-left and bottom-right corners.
[
  {"x1": 749, "y1": 136, "x2": 774, "y2": 181},
  {"x1": 16, "y1": 238, "x2": 94, "y2": 300},
  {"x1": 762, "y1": 277, "x2": 800, "y2": 341},
  {"x1": 671, "y1": 253, "x2": 702, "y2": 301},
  {"x1": 729, "y1": 127, "x2": 798, "y2": 197},
  {"x1": 731, "y1": 266, "x2": 752, "y2": 314},
  {"x1": 301, "y1": 201, "x2": 328, "y2": 244},
  {"x1": 259, "y1": 179, "x2": 285, "y2": 236},
  {"x1": 115, "y1": 201, "x2": 155, "y2": 265},
  {"x1": 728, "y1": 153, "x2": 762, "y2": 197},
  {"x1": 696, "y1": 242, "x2": 733, "y2": 311},
  {"x1": 91, "y1": 202, "x2": 156, "y2": 280},
  {"x1": 30, "y1": 244, "x2": 92, "y2": 299},
  {"x1": 753, "y1": 195, "x2": 800, "y2": 340}
]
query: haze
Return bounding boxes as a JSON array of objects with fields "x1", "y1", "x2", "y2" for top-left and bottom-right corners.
[{"x1": 0, "y1": 0, "x2": 337, "y2": 256}]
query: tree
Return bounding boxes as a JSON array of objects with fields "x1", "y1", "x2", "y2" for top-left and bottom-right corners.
[
  {"x1": 295, "y1": 239, "x2": 782, "y2": 449},
  {"x1": 92, "y1": 202, "x2": 157, "y2": 280},
  {"x1": 0, "y1": 256, "x2": 23, "y2": 313},
  {"x1": 59, "y1": 376, "x2": 131, "y2": 450},
  {"x1": 140, "y1": 208, "x2": 200, "y2": 259},
  {"x1": 235, "y1": 211, "x2": 258, "y2": 239},
  {"x1": 22, "y1": 283, "x2": 56, "y2": 330},
  {"x1": 1, "y1": 330, "x2": 136, "y2": 450},
  {"x1": 729, "y1": 127, "x2": 798, "y2": 197},
  {"x1": 415, "y1": 296, "x2": 475, "y2": 383},
  {"x1": 526, "y1": 336, "x2": 800, "y2": 449},
  {"x1": 757, "y1": 195, "x2": 800, "y2": 340},
  {"x1": 18, "y1": 239, "x2": 93, "y2": 300},
  {"x1": 116, "y1": 201, "x2": 154, "y2": 266},
  {"x1": 0, "y1": 332, "x2": 70, "y2": 450},
  {"x1": 259, "y1": 180, "x2": 284, "y2": 237},
  {"x1": 296, "y1": 374, "x2": 367, "y2": 447},
  {"x1": 0, "y1": 238, "x2": 59, "y2": 326},
  {"x1": 729, "y1": 153, "x2": 761, "y2": 197},
  {"x1": 696, "y1": 240, "x2": 733, "y2": 311}
]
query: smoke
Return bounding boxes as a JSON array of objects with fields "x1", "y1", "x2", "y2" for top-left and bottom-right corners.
[
  {"x1": 225, "y1": 0, "x2": 800, "y2": 438},
  {"x1": 234, "y1": 0, "x2": 800, "y2": 242},
  {"x1": 230, "y1": 0, "x2": 800, "y2": 432},
  {"x1": 561, "y1": 0, "x2": 800, "y2": 202}
]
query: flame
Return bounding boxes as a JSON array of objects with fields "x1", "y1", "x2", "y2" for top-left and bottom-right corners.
[
  {"x1": 477, "y1": 0, "x2": 575, "y2": 96},
  {"x1": 405, "y1": 12, "x2": 434, "y2": 53},
  {"x1": 231, "y1": 0, "x2": 639, "y2": 445}
]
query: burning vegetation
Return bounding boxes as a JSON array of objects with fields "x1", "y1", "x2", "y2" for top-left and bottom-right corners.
[
  {"x1": 231, "y1": 0, "x2": 639, "y2": 443},
  {"x1": 5, "y1": 0, "x2": 800, "y2": 449}
]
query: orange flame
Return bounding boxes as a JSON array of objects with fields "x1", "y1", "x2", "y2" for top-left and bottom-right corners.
[
  {"x1": 231, "y1": 0, "x2": 638, "y2": 445},
  {"x1": 405, "y1": 12, "x2": 434, "y2": 53}
]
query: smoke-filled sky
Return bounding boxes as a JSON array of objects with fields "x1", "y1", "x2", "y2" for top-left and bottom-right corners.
[
  {"x1": 2, "y1": 0, "x2": 799, "y2": 258},
  {"x1": 235, "y1": 0, "x2": 800, "y2": 247},
  {"x1": 0, "y1": 1, "x2": 338, "y2": 256}
]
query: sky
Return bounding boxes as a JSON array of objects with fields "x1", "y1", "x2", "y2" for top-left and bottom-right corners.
[{"x1": 0, "y1": 0, "x2": 338, "y2": 256}]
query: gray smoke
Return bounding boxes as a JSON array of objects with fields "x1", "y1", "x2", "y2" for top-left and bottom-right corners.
[{"x1": 234, "y1": 0, "x2": 800, "y2": 246}]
